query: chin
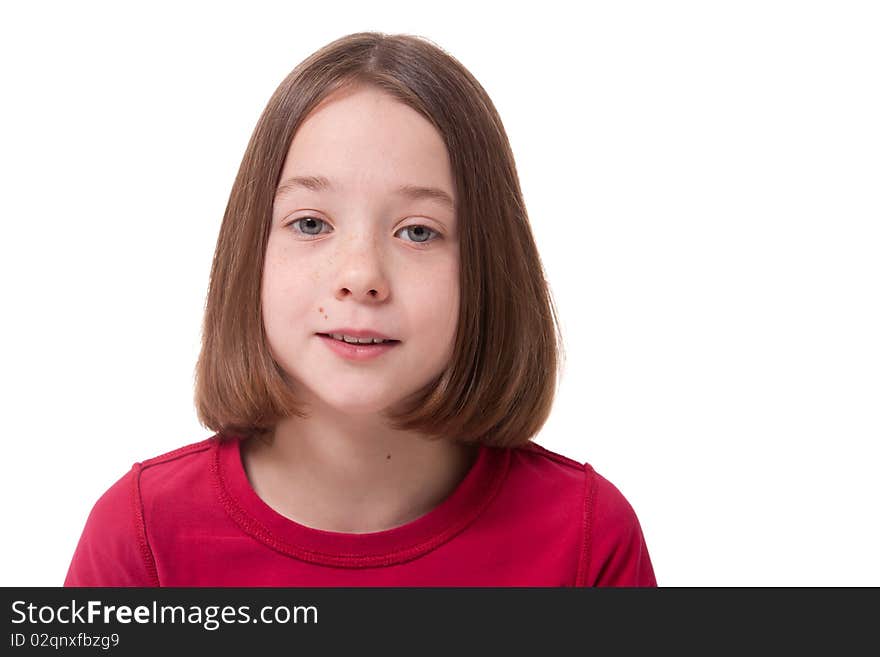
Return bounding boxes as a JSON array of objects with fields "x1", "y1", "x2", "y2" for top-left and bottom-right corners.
[{"x1": 312, "y1": 388, "x2": 403, "y2": 417}]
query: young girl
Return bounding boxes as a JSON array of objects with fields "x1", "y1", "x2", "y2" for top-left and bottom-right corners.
[{"x1": 65, "y1": 32, "x2": 656, "y2": 587}]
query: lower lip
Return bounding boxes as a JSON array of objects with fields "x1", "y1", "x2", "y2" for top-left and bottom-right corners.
[{"x1": 317, "y1": 334, "x2": 401, "y2": 361}]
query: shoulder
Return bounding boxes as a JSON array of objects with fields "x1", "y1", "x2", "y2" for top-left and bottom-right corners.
[
  {"x1": 85, "y1": 436, "x2": 216, "y2": 506},
  {"x1": 65, "y1": 435, "x2": 221, "y2": 587},
  {"x1": 508, "y1": 441, "x2": 656, "y2": 586},
  {"x1": 509, "y1": 440, "x2": 584, "y2": 481},
  {"x1": 137, "y1": 436, "x2": 216, "y2": 470},
  {"x1": 130, "y1": 436, "x2": 220, "y2": 520},
  {"x1": 513, "y1": 441, "x2": 641, "y2": 520},
  {"x1": 135, "y1": 436, "x2": 216, "y2": 486},
  {"x1": 83, "y1": 436, "x2": 219, "y2": 542},
  {"x1": 515, "y1": 440, "x2": 585, "y2": 470},
  {"x1": 497, "y1": 441, "x2": 587, "y2": 546},
  {"x1": 507, "y1": 441, "x2": 637, "y2": 522},
  {"x1": 507, "y1": 440, "x2": 597, "y2": 496}
]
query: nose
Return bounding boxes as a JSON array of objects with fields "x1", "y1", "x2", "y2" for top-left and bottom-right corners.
[{"x1": 333, "y1": 231, "x2": 390, "y2": 302}]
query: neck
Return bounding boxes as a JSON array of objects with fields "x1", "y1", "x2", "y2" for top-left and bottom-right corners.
[{"x1": 241, "y1": 409, "x2": 480, "y2": 534}]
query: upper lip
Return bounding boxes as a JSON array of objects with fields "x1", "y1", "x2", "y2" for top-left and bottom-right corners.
[{"x1": 317, "y1": 328, "x2": 399, "y2": 341}]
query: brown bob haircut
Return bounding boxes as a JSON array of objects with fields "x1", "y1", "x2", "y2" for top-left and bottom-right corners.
[{"x1": 194, "y1": 31, "x2": 565, "y2": 449}]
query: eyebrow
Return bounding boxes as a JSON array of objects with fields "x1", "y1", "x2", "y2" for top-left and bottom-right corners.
[{"x1": 274, "y1": 175, "x2": 456, "y2": 211}]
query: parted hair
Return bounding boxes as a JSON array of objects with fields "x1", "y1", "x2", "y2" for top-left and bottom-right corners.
[{"x1": 194, "y1": 31, "x2": 565, "y2": 448}]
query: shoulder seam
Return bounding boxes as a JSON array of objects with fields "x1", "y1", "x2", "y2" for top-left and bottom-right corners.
[
  {"x1": 575, "y1": 463, "x2": 597, "y2": 586},
  {"x1": 139, "y1": 438, "x2": 214, "y2": 471},
  {"x1": 130, "y1": 463, "x2": 161, "y2": 586},
  {"x1": 520, "y1": 441, "x2": 584, "y2": 472}
]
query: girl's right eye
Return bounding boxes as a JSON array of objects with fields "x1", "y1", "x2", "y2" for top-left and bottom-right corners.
[{"x1": 287, "y1": 216, "x2": 329, "y2": 237}]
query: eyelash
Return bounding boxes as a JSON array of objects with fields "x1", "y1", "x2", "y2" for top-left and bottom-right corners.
[{"x1": 284, "y1": 216, "x2": 441, "y2": 248}]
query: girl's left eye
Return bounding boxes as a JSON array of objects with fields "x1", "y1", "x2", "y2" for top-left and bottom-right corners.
[
  {"x1": 397, "y1": 224, "x2": 439, "y2": 245},
  {"x1": 286, "y1": 217, "x2": 440, "y2": 246}
]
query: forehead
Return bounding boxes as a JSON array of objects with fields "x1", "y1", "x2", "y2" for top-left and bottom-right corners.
[{"x1": 279, "y1": 85, "x2": 454, "y2": 195}]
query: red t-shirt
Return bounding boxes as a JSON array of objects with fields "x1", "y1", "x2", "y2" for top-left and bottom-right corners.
[{"x1": 64, "y1": 435, "x2": 656, "y2": 587}]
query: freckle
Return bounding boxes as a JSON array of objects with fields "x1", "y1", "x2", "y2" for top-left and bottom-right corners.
[
  {"x1": 324, "y1": 315, "x2": 328, "y2": 319},
  {"x1": 318, "y1": 307, "x2": 323, "y2": 313}
]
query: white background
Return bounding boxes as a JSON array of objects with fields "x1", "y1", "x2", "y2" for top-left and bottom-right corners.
[{"x1": 1, "y1": 1, "x2": 877, "y2": 586}]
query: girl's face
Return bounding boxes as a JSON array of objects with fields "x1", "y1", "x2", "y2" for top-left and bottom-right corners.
[{"x1": 262, "y1": 84, "x2": 460, "y2": 416}]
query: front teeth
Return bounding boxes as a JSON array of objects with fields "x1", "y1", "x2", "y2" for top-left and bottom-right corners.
[{"x1": 330, "y1": 333, "x2": 391, "y2": 345}]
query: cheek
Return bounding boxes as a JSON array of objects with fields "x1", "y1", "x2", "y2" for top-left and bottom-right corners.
[
  {"x1": 410, "y1": 267, "x2": 460, "y2": 336},
  {"x1": 261, "y1": 244, "x2": 315, "y2": 331}
]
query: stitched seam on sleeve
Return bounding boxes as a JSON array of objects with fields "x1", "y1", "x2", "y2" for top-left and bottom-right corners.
[
  {"x1": 575, "y1": 464, "x2": 596, "y2": 586},
  {"x1": 130, "y1": 463, "x2": 161, "y2": 586}
]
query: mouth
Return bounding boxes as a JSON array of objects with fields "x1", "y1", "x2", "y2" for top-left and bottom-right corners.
[
  {"x1": 316, "y1": 333, "x2": 401, "y2": 345},
  {"x1": 316, "y1": 333, "x2": 402, "y2": 361}
]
